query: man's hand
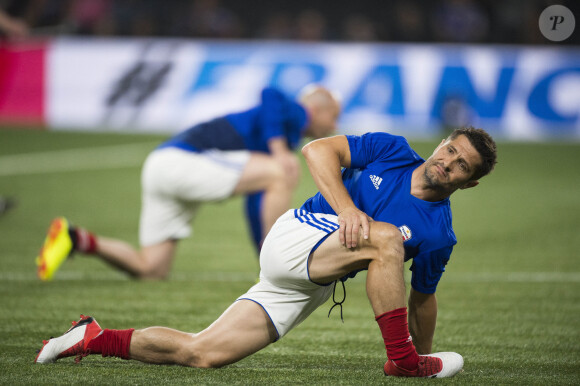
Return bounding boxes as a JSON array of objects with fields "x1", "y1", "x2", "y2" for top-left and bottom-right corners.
[{"x1": 337, "y1": 207, "x2": 373, "y2": 248}]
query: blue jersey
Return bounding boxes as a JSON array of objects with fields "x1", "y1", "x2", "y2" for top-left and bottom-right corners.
[
  {"x1": 159, "y1": 88, "x2": 308, "y2": 153},
  {"x1": 301, "y1": 132, "x2": 457, "y2": 294}
]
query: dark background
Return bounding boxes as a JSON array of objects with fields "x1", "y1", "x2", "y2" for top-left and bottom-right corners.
[{"x1": 2, "y1": 0, "x2": 579, "y2": 45}]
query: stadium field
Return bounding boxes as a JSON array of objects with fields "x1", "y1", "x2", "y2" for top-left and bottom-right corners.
[{"x1": 0, "y1": 128, "x2": 579, "y2": 385}]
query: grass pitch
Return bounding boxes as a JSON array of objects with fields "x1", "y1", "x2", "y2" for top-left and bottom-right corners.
[{"x1": 0, "y1": 128, "x2": 579, "y2": 385}]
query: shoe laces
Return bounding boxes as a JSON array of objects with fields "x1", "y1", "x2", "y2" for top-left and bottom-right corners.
[
  {"x1": 71, "y1": 314, "x2": 90, "y2": 327},
  {"x1": 64, "y1": 314, "x2": 88, "y2": 334},
  {"x1": 75, "y1": 350, "x2": 90, "y2": 363},
  {"x1": 327, "y1": 280, "x2": 347, "y2": 322},
  {"x1": 71, "y1": 315, "x2": 87, "y2": 327},
  {"x1": 70, "y1": 314, "x2": 96, "y2": 363},
  {"x1": 417, "y1": 356, "x2": 443, "y2": 377}
]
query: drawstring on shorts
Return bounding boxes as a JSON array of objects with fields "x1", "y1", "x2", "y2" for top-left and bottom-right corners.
[{"x1": 327, "y1": 280, "x2": 346, "y2": 323}]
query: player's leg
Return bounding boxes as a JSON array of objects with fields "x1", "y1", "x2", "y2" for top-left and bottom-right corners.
[
  {"x1": 308, "y1": 221, "x2": 462, "y2": 377},
  {"x1": 95, "y1": 148, "x2": 261, "y2": 278},
  {"x1": 308, "y1": 221, "x2": 407, "y2": 315},
  {"x1": 36, "y1": 149, "x2": 190, "y2": 281},
  {"x1": 97, "y1": 148, "x2": 203, "y2": 279},
  {"x1": 36, "y1": 218, "x2": 179, "y2": 280},
  {"x1": 89, "y1": 238, "x2": 177, "y2": 279},
  {"x1": 244, "y1": 192, "x2": 264, "y2": 251},
  {"x1": 130, "y1": 299, "x2": 277, "y2": 367},
  {"x1": 36, "y1": 300, "x2": 277, "y2": 368},
  {"x1": 234, "y1": 153, "x2": 296, "y2": 244}
]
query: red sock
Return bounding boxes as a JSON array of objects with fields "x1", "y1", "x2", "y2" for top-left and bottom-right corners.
[
  {"x1": 74, "y1": 228, "x2": 97, "y2": 254},
  {"x1": 87, "y1": 329, "x2": 135, "y2": 359},
  {"x1": 375, "y1": 307, "x2": 420, "y2": 371}
]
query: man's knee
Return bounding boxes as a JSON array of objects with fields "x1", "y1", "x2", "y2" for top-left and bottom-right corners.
[
  {"x1": 181, "y1": 340, "x2": 225, "y2": 368},
  {"x1": 367, "y1": 221, "x2": 404, "y2": 254},
  {"x1": 130, "y1": 258, "x2": 171, "y2": 280},
  {"x1": 267, "y1": 161, "x2": 286, "y2": 183},
  {"x1": 265, "y1": 160, "x2": 297, "y2": 189},
  {"x1": 236, "y1": 155, "x2": 297, "y2": 193},
  {"x1": 192, "y1": 354, "x2": 226, "y2": 369},
  {"x1": 136, "y1": 243, "x2": 175, "y2": 279},
  {"x1": 136, "y1": 268, "x2": 169, "y2": 280}
]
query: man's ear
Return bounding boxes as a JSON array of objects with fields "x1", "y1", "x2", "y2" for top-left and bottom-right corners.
[{"x1": 460, "y1": 180, "x2": 479, "y2": 190}]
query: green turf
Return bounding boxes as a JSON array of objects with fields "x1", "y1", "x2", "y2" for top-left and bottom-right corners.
[{"x1": 0, "y1": 128, "x2": 579, "y2": 385}]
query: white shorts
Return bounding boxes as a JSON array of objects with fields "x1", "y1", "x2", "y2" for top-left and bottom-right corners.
[
  {"x1": 237, "y1": 209, "x2": 340, "y2": 339},
  {"x1": 139, "y1": 147, "x2": 250, "y2": 246}
]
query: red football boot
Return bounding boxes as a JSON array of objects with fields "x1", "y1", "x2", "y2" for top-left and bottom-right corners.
[
  {"x1": 35, "y1": 315, "x2": 103, "y2": 364},
  {"x1": 384, "y1": 352, "x2": 464, "y2": 378}
]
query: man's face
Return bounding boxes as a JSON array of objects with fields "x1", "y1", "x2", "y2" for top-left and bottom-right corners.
[{"x1": 422, "y1": 134, "x2": 482, "y2": 193}]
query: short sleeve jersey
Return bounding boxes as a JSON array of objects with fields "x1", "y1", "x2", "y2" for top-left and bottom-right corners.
[
  {"x1": 301, "y1": 132, "x2": 457, "y2": 294},
  {"x1": 159, "y1": 88, "x2": 308, "y2": 153}
]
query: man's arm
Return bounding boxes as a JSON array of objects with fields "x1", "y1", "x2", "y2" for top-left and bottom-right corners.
[
  {"x1": 408, "y1": 287, "x2": 437, "y2": 354},
  {"x1": 301, "y1": 135, "x2": 370, "y2": 248}
]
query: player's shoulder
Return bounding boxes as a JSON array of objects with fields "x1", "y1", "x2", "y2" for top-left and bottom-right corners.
[
  {"x1": 359, "y1": 131, "x2": 405, "y2": 141},
  {"x1": 359, "y1": 132, "x2": 422, "y2": 161},
  {"x1": 355, "y1": 132, "x2": 411, "y2": 150}
]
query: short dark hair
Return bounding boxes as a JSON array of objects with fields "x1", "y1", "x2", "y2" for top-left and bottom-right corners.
[{"x1": 448, "y1": 127, "x2": 497, "y2": 180}]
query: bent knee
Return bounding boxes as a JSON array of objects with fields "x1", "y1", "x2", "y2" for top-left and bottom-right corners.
[
  {"x1": 189, "y1": 356, "x2": 225, "y2": 369},
  {"x1": 367, "y1": 222, "x2": 404, "y2": 250},
  {"x1": 268, "y1": 161, "x2": 296, "y2": 184},
  {"x1": 265, "y1": 162, "x2": 298, "y2": 190},
  {"x1": 134, "y1": 262, "x2": 170, "y2": 280},
  {"x1": 264, "y1": 158, "x2": 285, "y2": 177},
  {"x1": 182, "y1": 347, "x2": 226, "y2": 368}
]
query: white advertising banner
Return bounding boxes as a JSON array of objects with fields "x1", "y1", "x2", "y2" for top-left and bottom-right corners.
[{"x1": 47, "y1": 37, "x2": 580, "y2": 140}]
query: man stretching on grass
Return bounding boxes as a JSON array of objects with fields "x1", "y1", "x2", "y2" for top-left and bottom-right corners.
[
  {"x1": 35, "y1": 127, "x2": 497, "y2": 378},
  {"x1": 36, "y1": 85, "x2": 340, "y2": 281}
]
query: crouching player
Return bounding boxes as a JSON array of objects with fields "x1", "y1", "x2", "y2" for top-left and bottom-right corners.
[
  {"x1": 35, "y1": 127, "x2": 497, "y2": 378},
  {"x1": 36, "y1": 85, "x2": 340, "y2": 280}
]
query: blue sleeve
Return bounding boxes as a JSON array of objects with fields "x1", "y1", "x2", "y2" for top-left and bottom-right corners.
[
  {"x1": 409, "y1": 246, "x2": 452, "y2": 294},
  {"x1": 258, "y1": 88, "x2": 289, "y2": 143},
  {"x1": 346, "y1": 132, "x2": 408, "y2": 169}
]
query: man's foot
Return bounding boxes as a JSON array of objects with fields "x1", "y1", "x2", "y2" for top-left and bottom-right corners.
[
  {"x1": 384, "y1": 352, "x2": 464, "y2": 378},
  {"x1": 35, "y1": 315, "x2": 102, "y2": 364},
  {"x1": 36, "y1": 217, "x2": 74, "y2": 281}
]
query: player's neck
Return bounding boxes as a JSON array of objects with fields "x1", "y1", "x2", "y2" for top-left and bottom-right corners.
[{"x1": 410, "y1": 166, "x2": 452, "y2": 202}]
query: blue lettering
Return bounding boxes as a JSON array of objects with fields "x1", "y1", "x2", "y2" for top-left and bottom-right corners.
[
  {"x1": 344, "y1": 65, "x2": 405, "y2": 116},
  {"x1": 185, "y1": 60, "x2": 243, "y2": 97},
  {"x1": 431, "y1": 66, "x2": 515, "y2": 119},
  {"x1": 528, "y1": 68, "x2": 580, "y2": 122}
]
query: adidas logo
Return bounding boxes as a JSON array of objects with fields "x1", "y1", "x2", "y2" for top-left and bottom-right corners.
[{"x1": 369, "y1": 174, "x2": 382, "y2": 190}]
